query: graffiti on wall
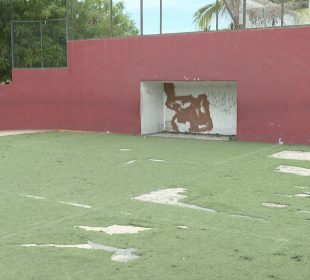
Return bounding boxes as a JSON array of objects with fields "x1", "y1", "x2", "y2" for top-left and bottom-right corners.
[
  {"x1": 209, "y1": 91, "x2": 236, "y2": 114},
  {"x1": 164, "y1": 83, "x2": 213, "y2": 133}
]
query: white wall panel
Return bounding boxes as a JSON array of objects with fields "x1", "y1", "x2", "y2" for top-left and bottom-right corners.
[
  {"x1": 141, "y1": 81, "x2": 237, "y2": 136},
  {"x1": 141, "y1": 82, "x2": 165, "y2": 134}
]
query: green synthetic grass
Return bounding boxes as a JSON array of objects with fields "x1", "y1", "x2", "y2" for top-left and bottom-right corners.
[{"x1": 0, "y1": 132, "x2": 309, "y2": 280}]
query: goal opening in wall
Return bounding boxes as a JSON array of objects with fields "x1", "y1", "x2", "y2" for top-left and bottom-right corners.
[{"x1": 141, "y1": 81, "x2": 237, "y2": 137}]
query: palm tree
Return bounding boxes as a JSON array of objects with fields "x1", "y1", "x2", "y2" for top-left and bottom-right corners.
[
  {"x1": 193, "y1": 0, "x2": 309, "y2": 31},
  {"x1": 193, "y1": 0, "x2": 242, "y2": 31}
]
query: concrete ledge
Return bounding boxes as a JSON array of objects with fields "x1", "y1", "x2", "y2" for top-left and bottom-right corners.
[{"x1": 146, "y1": 132, "x2": 232, "y2": 141}]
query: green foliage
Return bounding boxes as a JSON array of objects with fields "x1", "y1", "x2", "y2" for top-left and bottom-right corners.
[
  {"x1": 12, "y1": 19, "x2": 68, "y2": 69},
  {"x1": 42, "y1": 21, "x2": 68, "y2": 67},
  {"x1": 193, "y1": 2, "x2": 225, "y2": 31},
  {"x1": 68, "y1": 0, "x2": 139, "y2": 39},
  {"x1": 0, "y1": 0, "x2": 13, "y2": 82},
  {"x1": 0, "y1": 0, "x2": 139, "y2": 82}
]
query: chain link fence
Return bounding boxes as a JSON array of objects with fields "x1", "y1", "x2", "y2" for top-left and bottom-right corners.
[
  {"x1": 65, "y1": 0, "x2": 310, "y2": 36},
  {"x1": 66, "y1": 0, "x2": 140, "y2": 40},
  {"x1": 8, "y1": 0, "x2": 310, "y2": 71},
  {"x1": 11, "y1": 19, "x2": 67, "y2": 68},
  {"x1": 284, "y1": 0, "x2": 310, "y2": 26},
  {"x1": 214, "y1": 0, "x2": 309, "y2": 30},
  {"x1": 245, "y1": 0, "x2": 283, "y2": 28}
]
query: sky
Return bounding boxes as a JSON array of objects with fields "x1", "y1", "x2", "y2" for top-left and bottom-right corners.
[{"x1": 113, "y1": 0, "x2": 217, "y2": 34}]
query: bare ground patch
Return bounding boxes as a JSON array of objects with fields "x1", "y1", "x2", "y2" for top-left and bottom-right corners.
[
  {"x1": 76, "y1": 225, "x2": 151, "y2": 235},
  {"x1": 293, "y1": 186, "x2": 309, "y2": 189},
  {"x1": 275, "y1": 192, "x2": 310, "y2": 198},
  {"x1": 295, "y1": 193, "x2": 310, "y2": 198},
  {"x1": 177, "y1": 226, "x2": 189, "y2": 229},
  {"x1": 276, "y1": 165, "x2": 310, "y2": 177},
  {"x1": 21, "y1": 194, "x2": 45, "y2": 200},
  {"x1": 21, "y1": 241, "x2": 140, "y2": 263},
  {"x1": 121, "y1": 160, "x2": 136, "y2": 166},
  {"x1": 299, "y1": 210, "x2": 310, "y2": 214},
  {"x1": 58, "y1": 201, "x2": 92, "y2": 209},
  {"x1": 133, "y1": 188, "x2": 216, "y2": 213},
  {"x1": 148, "y1": 159, "x2": 166, "y2": 162},
  {"x1": 262, "y1": 203, "x2": 288, "y2": 208},
  {"x1": 270, "y1": 151, "x2": 310, "y2": 161}
]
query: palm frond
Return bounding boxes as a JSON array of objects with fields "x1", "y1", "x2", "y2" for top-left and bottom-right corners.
[{"x1": 193, "y1": 2, "x2": 224, "y2": 31}]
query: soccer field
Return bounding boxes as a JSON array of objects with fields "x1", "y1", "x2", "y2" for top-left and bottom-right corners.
[{"x1": 0, "y1": 132, "x2": 309, "y2": 280}]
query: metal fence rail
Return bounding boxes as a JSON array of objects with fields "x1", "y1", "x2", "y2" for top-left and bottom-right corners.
[
  {"x1": 9, "y1": 0, "x2": 310, "y2": 70},
  {"x1": 66, "y1": 0, "x2": 310, "y2": 37}
]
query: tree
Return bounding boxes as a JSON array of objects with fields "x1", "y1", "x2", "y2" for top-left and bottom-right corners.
[
  {"x1": 0, "y1": 0, "x2": 139, "y2": 83},
  {"x1": 193, "y1": 0, "x2": 242, "y2": 31},
  {"x1": 0, "y1": 0, "x2": 67, "y2": 82},
  {"x1": 68, "y1": 0, "x2": 139, "y2": 39},
  {"x1": 0, "y1": 0, "x2": 14, "y2": 82}
]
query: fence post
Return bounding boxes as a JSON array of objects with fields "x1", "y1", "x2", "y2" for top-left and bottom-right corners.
[
  {"x1": 71, "y1": 0, "x2": 75, "y2": 39},
  {"x1": 65, "y1": 0, "x2": 69, "y2": 41},
  {"x1": 160, "y1": 0, "x2": 162, "y2": 34},
  {"x1": 243, "y1": 0, "x2": 246, "y2": 29},
  {"x1": 10, "y1": 21, "x2": 14, "y2": 68},
  {"x1": 216, "y1": 0, "x2": 219, "y2": 31},
  {"x1": 40, "y1": 20, "x2": 44, "y2": 68},
  {"x1": 140, "y1": 0, "x2": 143, "y2": 35},
  {"x1": 281, "y1": 0, "x2": 284, "y2": 27},
  {"x1": 110, "y1": 0, "x2": 113, "y2": 37}
]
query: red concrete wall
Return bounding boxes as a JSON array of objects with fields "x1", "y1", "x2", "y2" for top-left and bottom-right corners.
[{"x1": 0, "y1": 27, "x2": 310, "y2": 144}]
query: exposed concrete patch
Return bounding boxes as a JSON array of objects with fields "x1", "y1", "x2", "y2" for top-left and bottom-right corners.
[
  {"x1": 262, "y1": 203, "x2": 288, "y2": 208},
  {"x1": 177, "y1": 226, "x2": 189, "y2": 229},
  {"x1": 148, "y1": 159, "x2": 166, "y2": 162},
  {"x1": 21, "y1": 241, "x2": 140, "y2": 263},
  {"x1": 293, "y1": 186, "x2": 309, "y2": 189},
  {"x1": 21, "y1": 194, "x2": 45, "y2": 200},
  {"x1": 21, "y1": 243, "x2": 91, "y2": 249},
  {"x1": 276, "y1": 165, "x2": 310, "y2": 177},
  {"x1": 58, "y1": 201, "x2": 92, "y2": 209},
  {"x1": 122, "y1": 160, "x2": 136, "y2": 166},
  {"x1": 88, "y1": 241, "x2": 140, "y2": 262},
  {"x1": 231, "y1": 213, "x2": 266, "y2": 221},
  {"x1": 76, "y1": 225, "x2": 151, "y2": 235},
  {"x1": 274, "y1": 192, "x2": 310, "y2": 198},
  {"x1": 120, "y1": 149, "x2": 131, "y2": 151},
  {"x1": 0, "y1": 130, "x2": 50, "y2": 137},
  {"x1": 148, "y1": 132, "x2": 230, "y2": 141},
  {"x1": 270, "y1": 151, "x2": 310, "y2": 161},
  {"x1": 275, "y1": 192, "x2": 310, "y2": 198},
  {"x1": 274, "y1": 193, "x2": 293, "y2": 198},
  {"x1": 133, "y1": 188, "x2": 216, "y2": 213},
  {"x1": 295, "y1": 193, "x2": 310, "y2": 198},
  {"x1": 299, "y1": 210, "x2": 310, "y2": 214}
]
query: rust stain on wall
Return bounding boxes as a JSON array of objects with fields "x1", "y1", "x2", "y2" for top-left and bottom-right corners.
[{"x1": 164, "y1": 83, "x2": 213, "y2": 133}]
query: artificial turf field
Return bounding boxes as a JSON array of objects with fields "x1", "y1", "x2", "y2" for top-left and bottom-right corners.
[{"x1": 0, "y1": 132, "x2": 309, "y2": 280}]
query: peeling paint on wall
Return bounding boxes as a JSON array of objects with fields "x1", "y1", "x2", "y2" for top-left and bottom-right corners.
[
  {"x1": 164, "y1": 82, "x2": 237, "y2": 135},
  {"x1": 164, "y1": 83, "x2": 213, "y2": 133}
]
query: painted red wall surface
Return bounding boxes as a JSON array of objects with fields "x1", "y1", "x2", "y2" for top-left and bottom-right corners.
[{"x1": 0, "y1": 28, "x2": 310, "y2": 144}]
